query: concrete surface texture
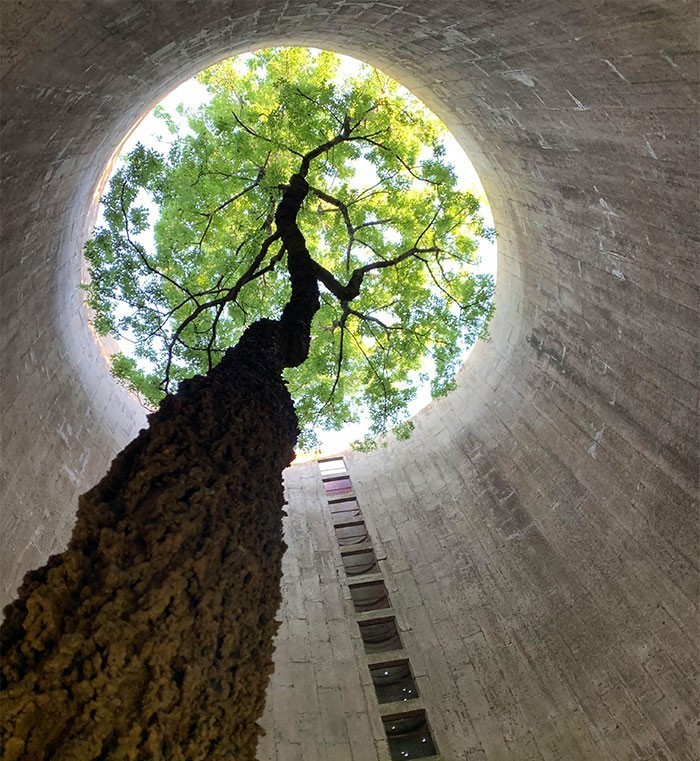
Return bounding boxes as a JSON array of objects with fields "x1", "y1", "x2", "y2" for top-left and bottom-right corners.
[{"x1": 0, "y1": 1, "x2": 697, "y2": 759}]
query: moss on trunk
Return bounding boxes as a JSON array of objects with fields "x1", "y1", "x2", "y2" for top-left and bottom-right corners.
[{"x1": 1, "y1": 327, "x2": 298, "y2": 760}]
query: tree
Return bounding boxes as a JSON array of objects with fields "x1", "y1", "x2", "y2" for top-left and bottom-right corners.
[
  {"x1": 85, "y1": 47, "x2": 494, "y2": 447},
  {"x1": 0, "y1": 49, "x2": 493, "y2": 759}
]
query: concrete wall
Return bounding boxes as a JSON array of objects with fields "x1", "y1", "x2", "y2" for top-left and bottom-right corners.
[{"x1": 1, "y1": 1, "x2": 697, "y2": 758}]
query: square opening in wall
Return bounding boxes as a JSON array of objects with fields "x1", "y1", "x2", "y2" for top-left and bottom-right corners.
[
  {"x1": 341, "y1": 547, "x2": 378, "y2": 577},
  {"x1": 349, "y1": 579, "x2": 390, "y2": 612},
  {"x1": 383, "y1": 710, "x2": 438, "y2": 760},
  {"x1": 334, "y1": 520, "x2": 369, "y2": 547},
  {"x1": 318, "y1": 457, "x2": 347, "y2": 477},
  {"x1": 358, "y1": 617, "x2": 403, "y2": 653},
  {"x1": 329, "y1": 498, "x2": 362, "y2": 520},
  {"x1": 370, "y1": 660, "x2": 419, "y2": 704},
  {"x1": 323, "y1": 476, "x2": 353, "y2": 498}
]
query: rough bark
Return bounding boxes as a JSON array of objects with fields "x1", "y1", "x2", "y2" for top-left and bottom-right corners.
[
  {"x1": 1, "y1": 327, "x2": 298, "y2": 760},
  {"x1": 1, "y1": 161, "x2": 321, "y2": 760},
  {"x1": 277, "y1": 173, "x2": 320, "y2": 368}
]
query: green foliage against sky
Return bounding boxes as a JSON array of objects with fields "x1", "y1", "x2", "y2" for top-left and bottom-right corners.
[{"x1": 84, "y1": 48, "x2": 495, "y2": 448}]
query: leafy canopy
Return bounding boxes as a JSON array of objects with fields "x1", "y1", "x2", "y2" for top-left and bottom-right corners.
[{"x1": 84, "y1": 48, "x2": 495, "y2": 448}]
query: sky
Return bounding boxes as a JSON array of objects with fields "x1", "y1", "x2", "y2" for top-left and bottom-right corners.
[{"x1": 105, "y1": 52, "x2": 497, "y2": 456}]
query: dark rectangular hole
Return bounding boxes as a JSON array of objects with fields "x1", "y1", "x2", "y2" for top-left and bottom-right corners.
[
  {"x1": 329, "y1": 498, "x2": 362, "y2": 520},
  {"x1": 341, "y1": 548, "x2": 378, "y2": 577},
  {"x1": 358, "y1": 617, "x2": 403, "y2": 654},
  {"x1": 349, "y1": 580, "x2": 390, "y2": 612},
  {"x1": 323, "y1": 476, "x2": 353, "y2": 497},
  {"x1": 383, "y1": 710, "x2": 438, "y2": 759},
  {"x1": 335, "y1": 521, "x2": 369, "y2": 547},
  {"x1": 369, "y1": 660, "x2": 419, "y2": 704}
]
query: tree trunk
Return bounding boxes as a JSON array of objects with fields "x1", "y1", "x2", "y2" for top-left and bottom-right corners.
[{"x1": 1, "y1": 325, "x2": 298, "y2": 760}]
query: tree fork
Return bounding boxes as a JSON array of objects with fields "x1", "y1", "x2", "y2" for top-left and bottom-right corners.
[{"x1": 1, "y1": 331, "x2": 299, "y2": 760}]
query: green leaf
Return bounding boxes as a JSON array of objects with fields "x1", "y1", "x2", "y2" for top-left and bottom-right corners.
[{"x1": 84, "y1": 47, "x2": 495, "y2": 447}]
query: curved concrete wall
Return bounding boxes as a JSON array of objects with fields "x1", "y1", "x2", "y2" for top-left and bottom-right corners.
[{"x1": 1, "y1": 0, "x2": 697, "y2": 757}]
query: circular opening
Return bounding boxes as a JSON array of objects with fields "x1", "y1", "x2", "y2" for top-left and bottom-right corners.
[{"x1": 85, "y1": 47, "x2": 498, "y2": 454}]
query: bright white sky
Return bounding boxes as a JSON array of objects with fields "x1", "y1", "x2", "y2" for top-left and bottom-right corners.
[{"x1": 111, "y1": 53, "x2": 497, "y2": 456}]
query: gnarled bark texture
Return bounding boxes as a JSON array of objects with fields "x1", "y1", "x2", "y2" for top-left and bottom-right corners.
[{"x1": 1, "y1": 328, "x2": 298, "y2": 760}]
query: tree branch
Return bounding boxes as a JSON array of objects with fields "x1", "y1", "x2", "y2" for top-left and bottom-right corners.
[
  {"x1": 197, "y1": 176, "x2": 263, "y2": 248},
  {"x1": 313, "y1": 310, "x2": 347, "y2": 424},
  {"x1": 231, "y1": 109, "x2": 303, "y2": 158},
  {"x1": 118, "y1": 180, "x2": 193, "y2": 299},
  {"x1": 163, "y1": 231, "x2": 282, "y2": 388},
  {"x1": 360, "y1": 135, "x2": 441, "y2": 185}
]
